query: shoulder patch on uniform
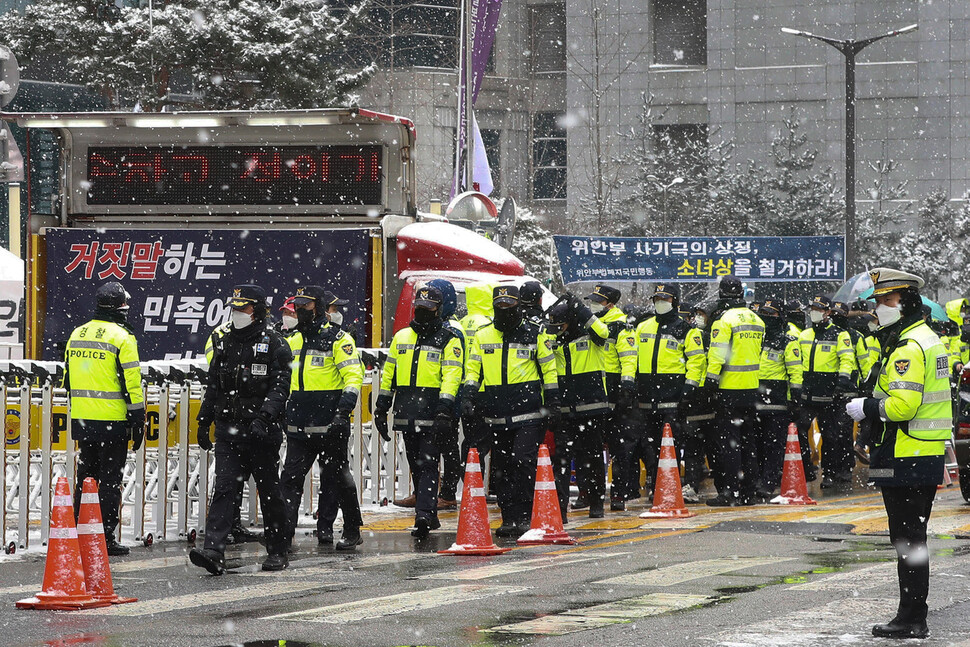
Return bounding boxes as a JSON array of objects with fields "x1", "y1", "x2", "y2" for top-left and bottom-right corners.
[
  {"x1": 843, "y1": 338, "x2": 850, "y2": 346},
  {"x1": 792, "y1": 347, "x2": 799, "y2": 357},
  {"x1": 894, "y1": 359, "x2": 910, "y2": 375},
  {"x1": 627, "y1": 336, "x2": 635, "y2": 347},
  {"x1": 544, "y1": 339, "x2": 552, "y2": 350},
  {"x1": 453, "y1": 345, "x2": 461, "y2": 358},
  {"x1": 341, "y1": 343, "x2": 353, "y2": 355},
  {"x1": 712, "y1": 329, "x2": 719, "y2": 339}
]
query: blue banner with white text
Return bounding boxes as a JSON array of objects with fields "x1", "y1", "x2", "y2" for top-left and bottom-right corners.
[{"x1": 554, "y1": 235, "x2": 845, "y2": 284}]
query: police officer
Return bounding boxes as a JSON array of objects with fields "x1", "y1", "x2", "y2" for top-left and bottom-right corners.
[
  {"x1": 520, "y1": 281, "x2": 546, "y2": 324},
  {"x1": 455, "y1": 282, "x2": 495, "y2": 477},
  {"x1": 546, "y1": 297, "x2": 611, "y2": 519},
  {"x1": 203, "y1": 319, "x2": 261, "y2": 546},
  {"x1": 945, "y1": 297, "x2": 970, "y2": 367},
  {"x1": 190, "y1": 285, "x2": 292, "y2": 574},
  {"x1": 798, "y1": 295, "x2": 855, "y2": 488},
  {"x1": 463, "y1": 285, "x2": 559, "y2": 536},
  {"x1": 64, "y1": 282, "x2": 144, "y2": 556},
  {"x1": 376, "y1": 286, "x2": 463, "y2": 537},
  {"x1": 279, "y1": 285, "x2": 365, "y2": 550},
  {"x1": 785, "y1": 300, "x2": 805, "y2": 340},
  {"x1": 586, "y1": 284, "x2": 638, "y2": 510},
  {"x1": 427, "y1": 279, "x2": 466, "y2": 510},
  {"x1": 754, "y1": 298, "x2": 802, "y2": 500},
  {"x1": 845, "y1": 268, "x2": 951, "y2": 639},
  {"x1": 705, "y1": 275, "x2": 764, "y2": 506},
  {"x1": 634, "y1": 284, "x2": 705, "y2": 499},
  {"x1": 680, "y1": 300, "x2": 718, "y2": 503}
]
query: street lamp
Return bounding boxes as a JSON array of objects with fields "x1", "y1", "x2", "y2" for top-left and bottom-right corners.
[
  {"x1": 647, "y1": 175, "x2": 684, "y2": 235},
  {"x1": 782, "y1": 24, "x2": 917, "y2": 275}
]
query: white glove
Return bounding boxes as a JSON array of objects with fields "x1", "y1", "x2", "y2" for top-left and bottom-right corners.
[{"x1": 846, "y1": 397, "x2": 866, "y2": 422}]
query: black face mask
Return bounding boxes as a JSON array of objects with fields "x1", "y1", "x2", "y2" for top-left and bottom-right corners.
[
  {"x1": 414, "y1": 307, "x2": 437, "y2": 324},
  {"x1": 493, "y1": 306, "x2": 522, "y2": 333},
  {"x1": 763, "y1": 315, "x2": 782, "y2": 335},
  {"x1": 296, "y1": 309, "x2": 316, "y2": 329}
]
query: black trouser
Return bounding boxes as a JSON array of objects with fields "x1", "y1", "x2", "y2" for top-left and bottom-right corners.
[
  {"x1": 280, "y1": 430, "x2": 362, "y2": 542},
  {"x1": 635, "y1": 408, "x2": 676, "y2": 494},
  {"x1": 402, "y1": 423, "x2": 440, "y2": 521},
  {"x1": 553, "y1": 415, "x2": 606, "y2": 515},
  {"x1": 205, "y1": 430, "x2": 287, "y2": 556},
  {"x1": 601, "y1": 408, "x2": 639, "y2": 501},
  {"x1": 73, "y1": 437, "x2": 129, "y2": 542},
  {"x1": 462, "y1": 409, "x2": 495, "y2": 494},
  {"x1": 439, "y1": 417, "x2": 462, "y2": 501},
  {"x1": 712, "y1": 402, "x2": 757, "y2": 501},
  {"x1": 805, "y1": 402, "x2": 850, "y2": 480},
  {"x1": 882, "y1": 484, "x2": 937, "y2": 624},
  {"x1": 681, "y1": 413, "x2": 714, "y2": 493},
  {"x1": 754, "y1": 408, "x2": 790, "y2": 494},
  {"x1": 490, "y1": 421, "x2": 544, "y2": 526},
  {"x1": 794, "y1": 405, "x2": 817, "y2": 479}
]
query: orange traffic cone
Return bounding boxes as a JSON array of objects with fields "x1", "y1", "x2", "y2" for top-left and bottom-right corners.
[
  {"x1": 518, "y1": 444, "x2": 576, "y2": 546},
  {"x1": 17, "y1": 477, "x2": 111, "y2": 610},
  {"x1": 438, "y1": 448, "x2": 511, "y2": 556},
  {"x1": 639, "y1": 423, "x2": 695, "y2": 519},
  {"x1": 77, "y1": 478, "x2": 136, "y2": 604},
  {"x1": 771, "y1": 423, "x2": 817, "y2": 505}
]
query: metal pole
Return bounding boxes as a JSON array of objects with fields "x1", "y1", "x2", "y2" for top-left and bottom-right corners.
[
  {"x1": 844, "y1": 50, "x2": 857, "y2": 276},
  {"x1": 464, "y1": 0, "x2": 474, "y2": 192}
]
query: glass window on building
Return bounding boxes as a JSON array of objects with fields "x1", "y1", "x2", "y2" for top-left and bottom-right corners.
[
  {"x1": 532, "y1": 113, "x2": 566, "y2": 201},
  {"x1": 652, "y1": 0, "x2": 706, "y2": 66},
  {"x1": 393, "y1": 0, "x2": 461, "y2": 68},
  {"x1": 653, "y1": 123, "x2": 709, "y2": 174},
  {"x1": 529, "y1": 5, "x2": 566, "y2": 76}
]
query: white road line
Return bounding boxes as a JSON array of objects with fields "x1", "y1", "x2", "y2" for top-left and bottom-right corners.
[
  {"x1": 266, "y1": 584, "x2": 529, "y2": 623},
  {"x1": 0, "y1": 584, "x2": 46, "y2": 596},
  {"x1": 77, "y1": 581, "x2": 330, "y2": 616},
  {"x1": 712, "y1": 597, "x2": 896, "y2": 646},
  {"x1": 239, "y1": 552, "x2": 434, "y2": 577},
  {"x1": 485, "y1": 593, "x2": 715, "y2": 636},
  {"x1": 418, "y1": 552, "x2": 626, "y2": 581},
  {"x1": 595, "y1": 556, "x2": 796, "y2": 587},
  {"x1": 111, "y1": 548, "x2": 267, "y2": 573}
]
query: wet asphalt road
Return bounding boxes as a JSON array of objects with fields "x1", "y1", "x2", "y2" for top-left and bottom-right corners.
[{"x1": 2, "y1": 482, "x2": 970, "y2": 647}]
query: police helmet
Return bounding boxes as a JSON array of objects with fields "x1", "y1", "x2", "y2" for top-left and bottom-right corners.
[{"x1": 96, "y1": 282, "x2": 130, "y2": 311}]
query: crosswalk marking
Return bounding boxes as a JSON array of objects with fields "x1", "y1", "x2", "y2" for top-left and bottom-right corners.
[
  {"x1": 265, "y1": 584, "x2": 529, "y2": 623},
  {"x1": 240, "y1": 552, "x2": 434, "y2": 577},
  {"x1": 712, "y1": 597, "x2": 896, "y2": 646},
  {"x1": 418, "y1": 552, "x2": 622, "y2": 581},
  {"x1": 484, "y1": 593, "x2": 715, "y2": 636},
  {"x1": 595, "y1": 556, "x2": 795, "y2": 587},
  {"x1": 78, "y1": 581, "x2": 329, "y2": 616}
]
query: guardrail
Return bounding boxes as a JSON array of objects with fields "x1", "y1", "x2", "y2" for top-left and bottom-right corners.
[{"x1": 2, "y1": 358, "x2": 412, "y2": 553}]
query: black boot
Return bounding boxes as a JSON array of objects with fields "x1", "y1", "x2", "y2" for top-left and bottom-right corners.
[
  {"x1": 261, "y1": 553, "x2": 289, "y2": 572},
  {"x1": 336, "y1": 527, "x2": 363, "y2": 551},
  {"x1": 411, "y1": 516, "x2": 441, "y2": 539},
  {"x1": 317, "y1": 528, "x2": 334, "y2": 545},
  {"x1": 105, "y1": 538, "x2": 130, "y2": 556},
  {"x1": 572, "y1": 492, "x2": 589, "y2": 510},
  {"x1": 872, "y1": 619, "x2": 928, "y2": 639},
  {"x1": 189, "y1": 548, "x2": 226, "y2": 575},
  {"x1": 588, "y1": 500, "x2": 605, "y2": 518}
]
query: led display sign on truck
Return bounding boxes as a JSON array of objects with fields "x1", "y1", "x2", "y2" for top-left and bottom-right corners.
[{"x1": 86, "y1": 145, "x2": 384, "y2": 206}]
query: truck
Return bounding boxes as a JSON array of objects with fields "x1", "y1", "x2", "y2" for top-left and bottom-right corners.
[{"x1": 0, "y1": 108, "x2": 533, "y2": 359}]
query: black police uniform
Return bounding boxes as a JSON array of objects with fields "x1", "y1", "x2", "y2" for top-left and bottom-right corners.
[{"x1": 192, "y1": 285, "x2": 292, "y2": 572}]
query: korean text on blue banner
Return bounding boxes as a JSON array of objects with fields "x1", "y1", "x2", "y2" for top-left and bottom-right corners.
[{"x1": 554, "y1": 236, "x2": 845, "y2": 284}]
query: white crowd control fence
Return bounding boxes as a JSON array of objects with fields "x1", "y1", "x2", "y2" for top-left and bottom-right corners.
[{"x1": 2, "y1": 358, "x2": 414, "y2": 553}]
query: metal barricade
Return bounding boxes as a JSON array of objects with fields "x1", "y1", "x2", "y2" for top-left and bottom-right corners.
[{"x1": 2, "y1": 356, "x2": 415, "y2": 551}]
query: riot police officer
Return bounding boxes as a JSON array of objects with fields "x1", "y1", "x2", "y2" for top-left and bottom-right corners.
[
  {"x1": 190, "y1": 285, "x2": 292, "y2": 574},
  {"x1": 375, "y1": 286, "x2": 463, "y2": 538},
  {"x1": 798, "y1": 295, "x2": 855, "y2": 487},
  {"x1": 634, "y1": 284, "x2": 705, "y2": 498},
  {"x1": 846, "y1": 268, "x2": 951, "y2": 639},
  {"x1": 65, "y1": 282, "x2": 144, "y2": 556},
  {"x1": 586, "y1": 284, "x2": 638, "y2": 510},
  {"x1": 463, "y1": 285, "x2": 559, "y2": 536},
  {"x1": 754, "y1": 298, "x2": 802, "y2": 500},
  {"x1": 705, "y1": 275, "x2": 764, "y2": 506},
  {"x1": 546, "y1": 297, "x2": 611, "y2": 519},
  {"x1": 279, "y1": 285, "x2": 365, "y2": 550}
]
